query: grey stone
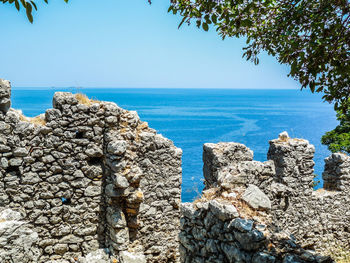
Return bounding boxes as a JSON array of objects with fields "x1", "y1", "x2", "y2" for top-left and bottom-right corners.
[
  {"x1": 119, "y1": 251, "x2": 146, "y2": 263},
  {"x1": 279, "y1": 131, "x2": 289, "y2": 141},
  {"x1": 59, "y1": 234, "x2": 83, "y2": 244},
  {"x1": 86, "y1": 144, "x2": 103, "y2": 157},
  {"x1": 283, "y1": 255, "x2": 303, "y2": 263},
  {"x1": 209, "y1": 200, "x2": 239, "y2": 221},
  {"x1": 0, "y1": 208, "x2": 22, "y2": 221},
  {"x1": 9, "y1": 157, "x2": 23, "y2": 166},
  {"x1": 234, "y1": 229, "x2": 265, "y2": 251},
  {"x1": 107, "y1": 140, "x2": 127, "y2": 155},
  {"x1": 252, "y1": 252, "x2": 276, "y2": 263},
  {"x1": 0, "y1": 209, "x2": 41, "y2": 262},
  {"x1": 84, "y1": 185, "x2": 101, "y2": 197},
  {"x1": 114, "y1": 174, "x2": 129, "y2": 188},
  {"x1": 78, "y1": 249, "x2": 110, "y2": 263},
  {"x1": 109, "y1": 227, "x2": 129, "y2": 244},
  {"x1": 221, "y1": 243, "x2": 248, "y2": 263},
  {"x1": 230, "y1": 218, "x2": 253, "y2": 232},
  {"x1": 181, "y1": 203, "x2": 196, "y2": 218},
  {"x1": 13, "y1": 147, "x2": 28, "y2": 157},
  {"x1": 0, "y1": 79, "x2": 11, "y2": 113},
  {"x1": 242, "y1": 184, "x2": 271, "y2": 210},
  {"x1": 106, "y1": 207, "x2": 127, "y2": 229}
]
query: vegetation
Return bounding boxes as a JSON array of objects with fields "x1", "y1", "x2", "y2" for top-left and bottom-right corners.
[
  {"x1": 322, "y1": 99, "x2": 350, "y2": 154},
  {"x1": 75, "y1": 93, "x2": 100, "y2": 106},
  {"x1": 1, "y1": 0, "x2": 68, "y2": 23},
  {"x1": 169, "y1": 0, "x2": 350, "y2": 111},
  {"x1": 169, "y1": 0, "x2": 350, "y2": 153}
]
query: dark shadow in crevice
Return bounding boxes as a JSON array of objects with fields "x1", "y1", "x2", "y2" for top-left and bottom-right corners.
[
  {"x1": 6, "y1": 166, "x2": 20, "y2": 174},
  {"x1": 75, "y1": 131, "x2": 84, "y2": 139},
  {"x1": 88, "y1": 157, "x2": 104, "y2": 166}
]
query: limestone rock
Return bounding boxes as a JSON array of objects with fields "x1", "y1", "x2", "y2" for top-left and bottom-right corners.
[
  {"x1": 0, "y1": 209, "x2": 41, "y2": 263},
  {"x1": 119, "y1": 251, "x2": 146, "y2": 263},
  {"x1": 107, "y1": 140, "x2": 127, "y2": 155},
  {"x1": 278, "y1": 131, "x2": 289, "y2": 141},
  {"x1": 209, "y1": 200, "x2": 239, "y2": 221},
  {"x1": 77, "y1": 249, "x2": 110, "y2": 263},
  {"x1": 242, "y1": 184, "x2": 271, "y2": 210},
  {"x1": 0, "y1": 79, "x2": 11, "y2": 113}
]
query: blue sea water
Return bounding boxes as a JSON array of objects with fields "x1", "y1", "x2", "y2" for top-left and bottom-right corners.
[{"x1": 11, "y1": 88, "x2": 338, "y2": 202}]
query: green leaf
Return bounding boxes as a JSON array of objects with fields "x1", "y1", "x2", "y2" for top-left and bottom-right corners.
[
  {"x1": 211, "y1": 14, "x2": 217, "y2": 24},
  {"x1": 15, "y1": 0, "x2": 19, "y2": 11},
  {"x1": 30, "y1": 0, "x2": 36, "y2": 10},
  {"x1": 26, "y1": 3, "x2": 33, "y2": 23},
  {"x1": 178, "y1": 16, "x2": 186, "y2": 29},
  {"x1": 202, "y1": 22, "x2": 209, "y2": 31}
]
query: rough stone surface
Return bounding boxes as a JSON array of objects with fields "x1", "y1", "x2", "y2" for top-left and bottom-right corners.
[
  {"x1": 119, "y1": 251, "x2": 147, "y2": 263},
  {"x1": 0, "y1": 79, "x2": 11, "y2": 113},
  {"x1": 179, "y1": 199, "x2": 332, "y2": 263},
  {"x1": 242, "y1": 184, "x2": 271, "y2": 210},
  {"x1": 0, "y1": 80, "x2": 182, "y2": 262},
  {"x1": 0, "y1": 209, "x2": 41, "y2": 263},
  {"x1": 1, "y1": 77, "x2": 347, "y2": 263},
  {"x1": 77, "y1": 249, "x2": 111, "y2": 263},
  {"x1": 197, "y1": 135, "x2": 350, "y2": 256}
]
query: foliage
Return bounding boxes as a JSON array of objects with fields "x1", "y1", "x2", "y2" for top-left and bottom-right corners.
[
  {"x1": 169, "y1": 0, "x2": 350, "y2": 111},
  {"x1": 1, "y1": 0, "x2": 68, "y2": 23},
  {"x1": 322, "y1": 99, "x2": 350, "y2": 154}
]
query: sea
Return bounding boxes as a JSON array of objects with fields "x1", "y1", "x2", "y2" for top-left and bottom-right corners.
[{"x1": 11, "y1": 88, "x2": 338, "y2": 202}]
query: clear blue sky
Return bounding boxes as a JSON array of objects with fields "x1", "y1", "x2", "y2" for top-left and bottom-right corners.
[{"x1": 0, "y1": 0, "x2": 299, "y2": 89}]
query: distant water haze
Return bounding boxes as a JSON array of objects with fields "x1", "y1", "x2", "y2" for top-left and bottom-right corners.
[{"x1": 11, "y1": 88, "x2": 337, "y2": 202}]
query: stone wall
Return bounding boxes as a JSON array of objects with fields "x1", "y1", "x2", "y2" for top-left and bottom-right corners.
[
  {"x1": 2, "y1": 76, "x2": 350, "y2": 263},
  {"x1": 0, "y1": 79, "x2": 182, "y2": 262},
  {"x1": 180, "y1": 200, "x2": 333, "y2": 263},
  {"x1": 197, "y1": 132, "x2": 350, "y2": 255}
]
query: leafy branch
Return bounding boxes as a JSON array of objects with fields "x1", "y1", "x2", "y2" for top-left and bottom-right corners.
[{"x1": 1, "y1": 0, "x2": 68, "y2": 23}]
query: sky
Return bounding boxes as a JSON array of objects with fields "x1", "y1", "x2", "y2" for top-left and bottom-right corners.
[{"x1": 0, "y1": 0, "x2": 299, "y2": 89}]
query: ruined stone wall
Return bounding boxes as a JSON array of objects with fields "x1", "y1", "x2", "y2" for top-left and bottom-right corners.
[
  {"x1": 0, "y1": 79, "x2": 182, "y2": 263},
  {"x1": 180, "y1": 199, "x2": 333, "y2": 263},
  {"x1": 199, "y1": 133, "x2": 350, "y2": 254}
]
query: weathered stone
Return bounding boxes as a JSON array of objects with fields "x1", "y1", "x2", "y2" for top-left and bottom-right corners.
[
  {"x1": 0, "y1": 209, "x2": 41, "y2": 262},
  {"x1": 119, "y1": 251, "x2": 146, "y2": 263},
  {"x1": 234, "y1": 229, "x2": 265, "y2": 251},
  {"x1": 209, "y1": 200, "x2": 239, "y2": 221},
  {"x1": 114, "y1": 174, "x2": 129, "y2": 188},
  {"x1": 107, "y1": 140, "x2": 127, "y2": 155},
  {"x1": 78, "y1": 249, "x2": 110, "y2": 263},
  {"x1": 84, "y1": 186, "x2": 101, "y2": 197},
  {"x1": 278, "y1": 131, "x2": 289, "y2": 141},
  {"x1": 59, "y1": 234, "x2": 83, "y2": 244},
  {"x1": 0, "y1": 79, "x2": 11, "y2": 113},
  {"x1": 53, "y1": 243, "x2": 68, "y2": 255},
  {"x1": 13, "y1": 147, "x2": 28, "y2": 157},
  {"x1": 252, "y1": 252, "x2": 276, "y2": 263},
  {"x1": 109, "y1": 227, "x2": 129, "y2": 244},
  {"x1": 242, "y1": 184, "x2": 271, "y2": 210},
  {"x1": 230, "y1": 218, "x2": 253, "y2": 233},
  {"x1": 221, "y1": 243, "x2": 248, "y2": 263}
]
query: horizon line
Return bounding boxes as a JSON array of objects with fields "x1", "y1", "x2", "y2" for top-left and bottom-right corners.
[{"x1": 12, "y1": 86, "x2": 299, "y2": 91}]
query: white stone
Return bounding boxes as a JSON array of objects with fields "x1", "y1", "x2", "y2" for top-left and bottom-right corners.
[
  {"x1": 278, "y1": 131, "x2": 289, "y2": 141},
  {"x1": 119, "y1": 251, "x2": 146, "y2": 263},
  {"x1": 242, "y1": 184, "x2": 271, "y2": 210}
]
